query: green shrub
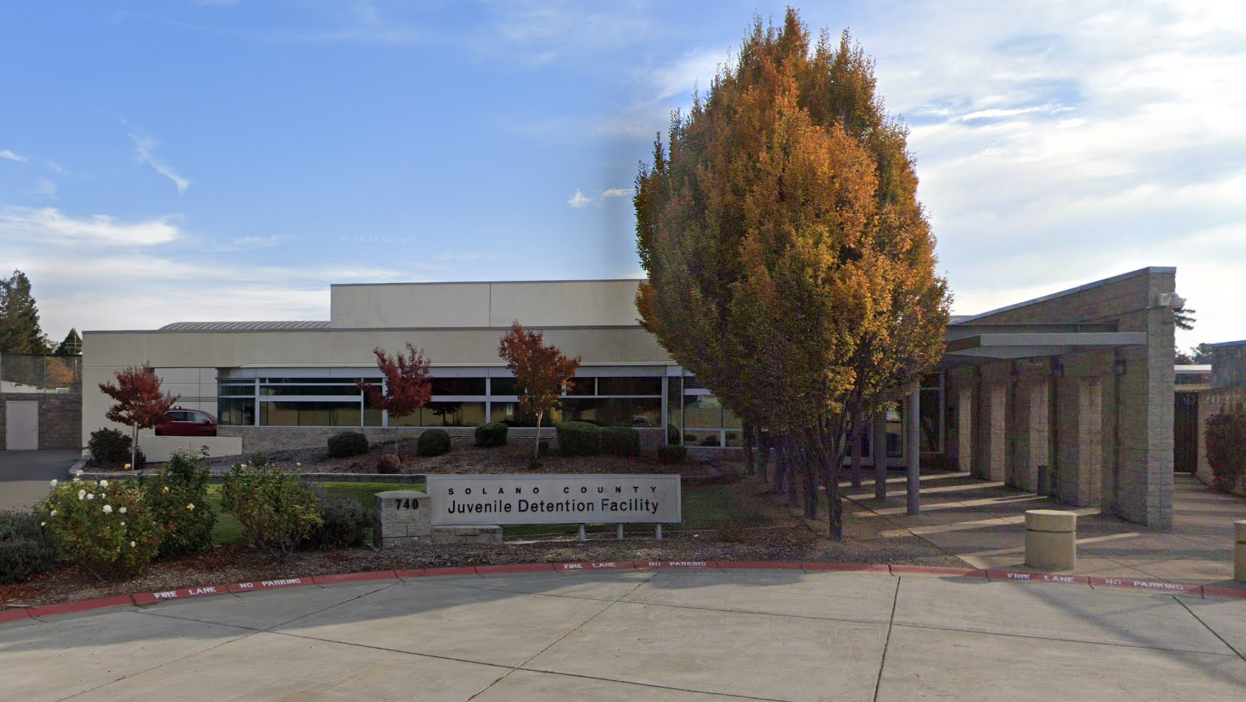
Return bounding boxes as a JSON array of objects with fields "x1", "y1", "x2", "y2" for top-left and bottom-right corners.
[
  {"x1": 327, "y1": 431, "x2": 369, "y2": 458},
  {"x1": 303, "y1": 485, "x2": 368, "y2": 549},
  {"x1": 666, "y1": 424, "x2": 681, "y2": 445},
  {"x1": 221, "y1": 463, "x2": 322, "y2": 560},
  {"x1": 36, "y1": 477, "x2": 161, "y2": 579},
  {"x1": 539, "y1": 439, "x2": 550, "y2": 456},
  {"x1": 376, "y1": 453, "x2": 401, "y2": 474},
  {"x1": 87, "y1": 428, "x2": 146, "y2": 468},
  {"x1": 1206, "y1": 405, "x2": 1246, "y2": 494},
  {"x1": 0, "y1": 510, "x2": 58, "y2": 584},
  {"x1": 657, "y1": 445, "x2": 687, "y2": 464},
  {"x1": 145, "y1": 448, "x2": 216, "y2": 557},
  {"x1": 601, "y1": 426, "x2": 641, "y2": 457},
  {"x1": 417, "y1": 429, "x2": 452, "y2": 457},
  {"x1": 556, "y1": 421, "x2": 601, "y2": 456},
  {"x1": 475, "y1": 422, "x2": 509, "y2": 448}
]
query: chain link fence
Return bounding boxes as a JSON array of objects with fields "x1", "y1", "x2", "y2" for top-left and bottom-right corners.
[{"x1": 0, "y1": 353, "x2": 82, "y2": 394}]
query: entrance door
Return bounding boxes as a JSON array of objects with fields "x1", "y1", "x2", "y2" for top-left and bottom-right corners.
[
  {"x1": 1174, "y1": 392, "x2": 1198, "y2": 473},
  {"x1": 5, "y1": 401, "x2": 39, "y2": 450}
]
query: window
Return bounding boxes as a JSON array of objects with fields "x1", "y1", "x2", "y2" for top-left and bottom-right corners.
[
  {"x1": 217, "y1": 398, "x2": 254, "y2": 426},
  {"x1": 260, "y1": 401, "x2": 362, "y2": 427},
  {"x1": 597, "y1": 377, "x2": 661, "y2": 396},
  {"x1": 430, "y1": 378, "x2": 486, "y2": 396}
]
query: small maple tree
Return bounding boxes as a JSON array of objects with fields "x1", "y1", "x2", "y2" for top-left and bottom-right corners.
[
  {"x1": 98, "y1": 363, "x2": 180, "y2": 468},
  {"x1": 498, "y1": 322, "x2": 581, "y2": 459},
  {"x1": 356, "y1": 343, "x2": 433, "y2": 454}
]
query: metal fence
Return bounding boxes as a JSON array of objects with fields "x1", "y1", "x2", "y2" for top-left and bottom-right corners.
[{"x1": 0, "y1": 353, "x2": 82, "y2": 394}]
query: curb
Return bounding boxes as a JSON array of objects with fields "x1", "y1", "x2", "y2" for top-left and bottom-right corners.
[{"x1": 3, "y1": 562, "x2": 1244, "y2": 623}]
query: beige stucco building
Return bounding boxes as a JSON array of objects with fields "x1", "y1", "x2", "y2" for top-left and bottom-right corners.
[{"x1": 82, "y1": 267, "x2": 1182, "y2": 528}]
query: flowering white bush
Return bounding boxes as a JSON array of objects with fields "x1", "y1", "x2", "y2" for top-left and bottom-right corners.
[{"x1": 36, "y1": 478, "x2": 161, "y2": 580}]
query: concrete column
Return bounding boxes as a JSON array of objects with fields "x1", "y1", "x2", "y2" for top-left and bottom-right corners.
[
  {"x1": 1011, "y1": 378, "x2": 1049, "y2": 493},
  {"x1": 907, "y1": 389, "x2": 921, "y2": 515},
  {"x1": 1058, "y1": 376, "x2": 1103, "y2": 507},
  {"x1": 955, "y1": 383, "x2": 973, "y2": 474},
  {"x1": 975, "y1": 381, "x2": 1007, "y2": 481},
  {"x1": 872, "y1": 410, "x2": 888, "y2": 501}
]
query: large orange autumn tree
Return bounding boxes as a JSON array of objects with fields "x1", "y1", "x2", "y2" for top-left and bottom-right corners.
[{"x1": 635, "y1": 10, "x2": 950, "y2": 539}]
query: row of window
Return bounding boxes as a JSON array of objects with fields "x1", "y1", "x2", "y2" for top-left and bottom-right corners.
[
  {"x1": 219, "y1": 376, "x2": 664, "y2": 399},
  {"x1": 218, "y1": 398, "x2": 665, "y2": 429}
]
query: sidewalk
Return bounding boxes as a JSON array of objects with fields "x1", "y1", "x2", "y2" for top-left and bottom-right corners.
[
  {"x1": 2, "y1": 564, "x2": 1244, "y2": 702},
  {"x1": 844, "y1": 471, "x2": 1246, "y2": 586}
]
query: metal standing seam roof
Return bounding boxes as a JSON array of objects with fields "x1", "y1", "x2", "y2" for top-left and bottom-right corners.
[{"x1": 158, "y1": 321, "x2": 331, "y2": 332}]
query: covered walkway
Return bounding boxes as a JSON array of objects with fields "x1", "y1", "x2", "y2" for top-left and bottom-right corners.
[{"x1": 845, "y1": 471, "x2": 1246, "y2": 585}]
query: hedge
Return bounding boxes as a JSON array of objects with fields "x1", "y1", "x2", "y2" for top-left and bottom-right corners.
[
  {"x1": 555, "y1": 421, "x2": 601, "y2": 456},
  {"x1": 601, "y1": 425, "x2": 640, "y2": 457},
  {"x1": 475, "y1": 422, "x2": 509, "y2": 448}
]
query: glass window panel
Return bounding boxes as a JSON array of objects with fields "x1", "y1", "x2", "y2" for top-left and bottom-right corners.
[
  {"x1": 724, "y1": 429, "x2": 742, "y2": 448},
  {"x1": 667, "y1": 376, "x2": 682, "y2": 430},
  {"x1": 260, "y1": 377, "x2": 358, "y2": 384},
  {"x1": 684, "y1": 395, "x2": 723, "y2": 429},
  {"x1": 490, "y1": 377, "x2": 518, "y2": 395},
  {"x1": 565, "y1": 377, "x2": 595, "y2": 396},
  {"x1": 364, "y1": 407, "x2": 384, "y2": 427},
  {"x1": 722, "y1": 406, "x2": 742, "y2": 429},
  {"x1": 597, "y1": 377, "x2": 662, "y2": 396},
  {"x1": 217, "y1": 398, "x2": 254, "y2": 426},
  {"x1": 489, "y1": 402, "x2": 564, "y2": 427},
  {"x1": 218, "y1": 383, "x2": 254, "y2": 397},
  {"x1": 430, "y1": 378, "x2": 486, "y2": 396},
  {"x1": 260, "y1": 384, "x2": 361, "y2": 396},
  {"x1": 421, "y1": 402, "x2": 486, "y2": 427},
  {"x1": 921, "y1": 373, "x2": 941, "y2": 390},
  {"x1": 260, "y1": 401, "x2": 362, "y2": 427},
  {"x1": 392, "y1": 412, "x2": 422, "y2": 427}
]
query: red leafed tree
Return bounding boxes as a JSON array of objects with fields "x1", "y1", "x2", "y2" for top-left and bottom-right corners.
[
  {"x1": 356, "y1": 343, "x2": 433, "y2": 453},
  {"x1": 498, "y1": 322, "x2": 581, "y2": 459},
  {"x1": 98, "y1": 363, "x2": 179, "y2": 469}
]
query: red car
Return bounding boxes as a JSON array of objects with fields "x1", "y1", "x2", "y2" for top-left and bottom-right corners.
[{"x1": 154, "y1": 408, "x2": 219, "y2": 437}]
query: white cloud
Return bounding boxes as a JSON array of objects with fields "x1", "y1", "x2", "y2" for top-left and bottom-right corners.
[
  {"x1": 128, "y1": 132, "x2": 190, "y2": 193},
  {"x1": 0, "y1": 149, "x2": 27, "y2": 163},
  {"x1": 228, "y1": 234, "x2": 294, "y2": 249},
  {"x1": 601, "y1": 188, "x2": 631, "y2": 199},
  {"x1": 0, "y1": 207, "x2": 182, "y2": 246},
  {"x1": 28, "y1": 179, "x2": 56, "y2": 200},
  {"x1": 432, "y1": 252, "x2": 498, "y2": 262},
  {"x1": 568, "y1": 189, "x2": 592, "y2": 208}
]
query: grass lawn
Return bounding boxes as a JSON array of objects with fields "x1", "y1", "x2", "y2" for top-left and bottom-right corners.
[{"x1": 207, "y1": 481, "x2": 424, "y2": 546}]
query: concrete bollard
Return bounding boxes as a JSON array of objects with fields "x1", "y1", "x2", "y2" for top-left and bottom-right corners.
[
  {"x1": 1025, "y1": 509, "x2": 1077, "y2": 571},
  {"x1": 1236, "y1": 521, "x2": 1246, "y2": 583}
]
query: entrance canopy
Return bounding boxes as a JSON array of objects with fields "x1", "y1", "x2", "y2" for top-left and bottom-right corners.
[{"x1": 939, "y1": 323, "x2": 1146, "y2": 369}]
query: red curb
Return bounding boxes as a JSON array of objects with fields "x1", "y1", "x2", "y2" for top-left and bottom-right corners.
[
  {"x1": 133, "y1": 585, "x2": 230, "y2": 604},
  {"x1": 394, "y1": 568, "x2": 426, "y2": 579},
  {"x1": 227, "y1": 577, "x2": 313, "y2": 594},
  {"x1": 1087, "y1": 577, "x2": 1202, "y2": 594},
  {"x1": 890, "y1": 565, "x2": 987, "y2": 578},
  {"x1": 474, "y1": 563, "x2": 556, "y2": 575},
  {"x1": 422, "y1": 566, "x2": 480, "y2": 578},
  {"x1": 28, "y1": 595, "x2": 135, "y2": 618},
  {"x1": 986, "y1": 570, "x2": 1089, "y2": 585},
  {"x1": 312, "y1": 571, "x2": 397, "y2": 586},
  {"x1": 636, "y1": 560, "x2": 717, "y2": 569},
  {"x1": 718, "y1": 561, "x2": 802, "y2": 570},
  {"x1": 801, "y1": 563, "x2": 890, "y2": 573},
  {"x1": 0, "y1": 608, "x2": 32, "y2": 624},
  {"x1": 1201, "y1": 586, "x2": 1246, "y2": 600},
  {"x1": 556, "y1": 561, "x2": 636, "y2": 572}
]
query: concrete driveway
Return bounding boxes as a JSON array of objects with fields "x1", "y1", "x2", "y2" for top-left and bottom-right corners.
[
  {"x1": 0, "y1": 450, "x2": 80, "y2": 511},
  {"x1": 2, "y1": 568, "x2": 1244, "y2": 701}
]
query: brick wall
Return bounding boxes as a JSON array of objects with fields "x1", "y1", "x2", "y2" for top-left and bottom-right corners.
[
  {"x1": 952, "y1": 267, "x2": 1176, "y2": 529},
  {"x1": 0, "y1": 393, "x2": 82, "y2": 450}
]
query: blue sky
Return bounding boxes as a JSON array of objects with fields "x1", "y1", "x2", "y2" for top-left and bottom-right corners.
[{"x1": 1, "y1": 1, "x2": 1243, "y2": 351}]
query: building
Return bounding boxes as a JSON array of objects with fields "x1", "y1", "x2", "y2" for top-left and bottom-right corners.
[{"x1": 82, "y1": 266, "x2": 1181, "y2": 528}]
